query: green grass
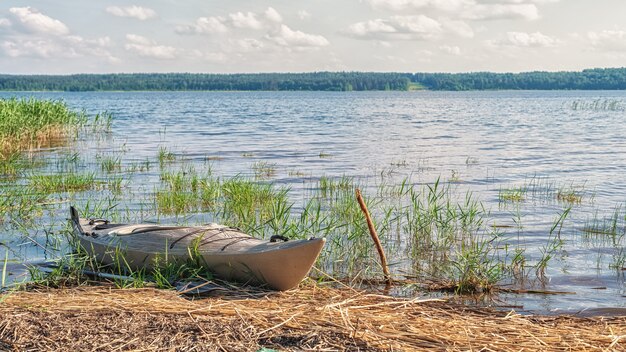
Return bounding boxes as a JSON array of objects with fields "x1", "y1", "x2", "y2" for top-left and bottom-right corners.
[
  {"x1": 556, "y1": 187, "x2": 584, "y2": 204},
  {"x1": 158, "y1": 146, "x2": 176, "y2": 167},
  {"x1": 91, "y1": 111, "x2": 113, "y2": 133},
  {"x1": 0, "y1": 104, "x2": 614, "y2": 297},
  {"x1": 98, "y1": 154, "x2": 122, "y2": 173},
  {"x1": 153, "y1": 170, "x2": 515, "y2": 292},
  {"x1": 25, "y1": 235, "x2": 214, "y2": 290},
  {"x1": 499, "y1": 186, "x2": 527, "y2": 203},
  {"x1": 498, "y1": 178, "x2": 589, "y2": 205},
  {"x1": 252, "y1": 161, "x2": 277, "y2": 179},
  {"x1": 570, "y1": 99, "x2": 625, "y2": 111},
  {"x1": 407, "y1": 82, "x2": 425, "y2": 91},
  {"x1": 30, "y1": 173, "x2": 97, "y2": 193},
  {"x1": 0, "y1": 98, "x2": 86, "y2": 159},
  {"x1": 319, "y1": 176, "x2": 354, "y2": 198},
  {"x1": 0, "y1": 152, "x2": 44, "y2": 177},
  {"x1": 318, "y1": 152, "x2": 332, "y2": 158}
]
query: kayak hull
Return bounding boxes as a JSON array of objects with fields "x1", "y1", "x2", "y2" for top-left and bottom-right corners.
[{"x1": 70, "y1": 207, "x2": 325, "y2": 291}]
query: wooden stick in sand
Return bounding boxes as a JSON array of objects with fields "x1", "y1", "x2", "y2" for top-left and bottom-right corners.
[{"x1": 355, "y1": 188, "x2": 391, "y2": 285}]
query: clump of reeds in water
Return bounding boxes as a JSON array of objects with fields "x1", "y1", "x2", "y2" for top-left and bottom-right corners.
[
  {"x1": 570, "y1": 98, "x2": 625, "y2": 111},
  {"x1": 498, "y1": 177, "x2": 590, "y2": 205},
  {"x1": 0, "y1": 98, "x2": 86, "y2": 160}
]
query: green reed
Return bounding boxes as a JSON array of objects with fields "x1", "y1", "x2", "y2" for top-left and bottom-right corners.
[
  {"x1": 0, "y1": 98, "x2": 86, "y2": 159},
  {"x1": 148, "y1": 165, "x2": 526, "y2": 292},
  {"x1": 580, "y1": 206, "x2": 626, "y2": 271},
  {"x1": 98, "y1": 154, "x2": 122, "y2": 173},
  {"x1": 498, "y1": 177, "x2": 590, "y2": 205},
  {"x1": 30, "y1": 173, "x2": 97, "y2": 193},
  {"x1": 319, "y1": 176, "x2": 355, "y2": 198},
  {"x1": 498, "y1": 186, "x2": 527, "y2": 203},
  {"x1": 570, "y1": 99, "x2": 625, "y2": 111},
  {"x1": 158, "y1": 146, "x2": 176, "y2": 167},
  {"x1": 4, "y1": 102, "x2": 614, "y2": 296},
  {"x1": 91, "y1": 111, "x2": 113, "y2": 133},
  {"x1": 252, "y1": 161, "x2": 277, "y2": 179},
  {"x1": 535, "y1": 207, "x2": 570, "y2": 277}
]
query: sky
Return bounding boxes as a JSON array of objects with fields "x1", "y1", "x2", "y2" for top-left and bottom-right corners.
[{"x1": 1, "y1": 0, "x2": 626, "y2": 74}]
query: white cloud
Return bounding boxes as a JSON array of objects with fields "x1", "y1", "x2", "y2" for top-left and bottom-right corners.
[
  {"x1": 440, "y1": 18, "x2": 474, "y2": 38},
  {"x1": 229, "y1": 11, "x2": 264, "y2": 30},
  {"x1": 264, "y1": 7, "x2": 282, "y2": 23},
  {"x1": 344, "y1": 15, "x2": 445, "y2": 41},
  {"x1": 125, "y1": 34, "x2": 178, "y2": 59},
  {"x1": 1, "y1": 7, "x2": 116, "y2": 62},
  {"x1": 347, "y1": 19, "x2": 397, "y2": 37},
  {"x1": 368, "y1": 0, "x2": 541, "y2": 21},
  {"x1": 507, "y1": 31, "x2": 556, "y2": 46},
  {"x1": 478, "y1": 0, "x2": 558, "y2": 3},
  {"x1": 1, "y1": 39, "x2": 59, "y2": 58},
  {"x1": 176, "y1": 16, "x2": 228, "y2": 34},
  {"x1": 180, "y1": 7, "x2": 283, "y2": 34},
  {"x1": 588, "y1": 30, "x2": 626, "y2": 52},
  {"x1": 9, "y1": 7, "x2": 69, "y2": 36},
  {"x1": 267, "y1": 24, "x2": 329, "y2": 47},
  {"x1": 126, "y1": 34, "x2": 152, "y2": 46},
  {"x1": 393, "y1": 15, "x2": 442, "y2": 34},
  {"x1": 489, "y1": 31, "x2": 557, "y2": 47},
  {"x1": 440, "y1": 45, "x2": 462, "y2": 55},
  {"x1": 368, "y1": 0, "x2": 472, "y2": 12},
  {"x1": 462, "y1": 4, "x2": 539, "y2": 20},
  {"x1": 106, "y1": 6, "x2": 157, "y2": 21},
  {"x1": 1, "y1": 35, "x2": 116, "y2": 62},
  {"x1": 176, "y1": 7, "x2": 327, "y2": 51}
]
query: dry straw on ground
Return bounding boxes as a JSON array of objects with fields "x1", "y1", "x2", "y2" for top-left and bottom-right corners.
[{"x1": 0, "y1": 284, "x2": 625, "y2": 351}]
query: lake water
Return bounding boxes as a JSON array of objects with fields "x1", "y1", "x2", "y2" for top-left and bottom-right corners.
[{"x1": 2, "y1": 90, "x2": 625, "y2": 315}]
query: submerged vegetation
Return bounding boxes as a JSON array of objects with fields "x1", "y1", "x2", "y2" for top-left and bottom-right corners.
[
  {"x1": 498, "y1": 177, "x2": 591, "y2": 205},
  {"x1": 570, "y1": 98, "x2": 625, "y2": 111},
  {"x1": 0, "y1": 97, "x2": 624, "y2": 307}
]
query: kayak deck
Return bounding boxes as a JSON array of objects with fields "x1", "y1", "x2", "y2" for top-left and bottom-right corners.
[{"x1": 70, "y1": 206, "x2": 325, "y2": 290}]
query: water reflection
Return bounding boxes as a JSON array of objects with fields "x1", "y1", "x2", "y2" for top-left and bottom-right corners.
[{"x1": 1, "y1": 90, "x2": 626, "y2": 313}]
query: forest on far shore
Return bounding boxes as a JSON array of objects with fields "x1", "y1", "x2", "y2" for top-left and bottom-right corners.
[{"x1": 1, "y1": 67, "x2": 626, "y2": 91}]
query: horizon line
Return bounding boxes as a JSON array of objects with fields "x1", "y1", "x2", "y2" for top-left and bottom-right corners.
[{"x1": 2, "y1": 67, "x2": 626, "y2": 76}]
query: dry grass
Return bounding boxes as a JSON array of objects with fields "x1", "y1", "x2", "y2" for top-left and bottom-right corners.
[
  {"x1": 0, "y1": 125, "x2": 69, "y2": 160},
  {"x1": 0, "y1": 97, "x2": 85, "y2": 160},
  {"x1": 0, "y1": 284, "x2": 625, "y2": 351}
]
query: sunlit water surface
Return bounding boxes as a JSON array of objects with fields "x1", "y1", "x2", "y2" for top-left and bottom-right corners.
[{"x1": 2, "y1": 90, "x2": 625, "y2": 315}]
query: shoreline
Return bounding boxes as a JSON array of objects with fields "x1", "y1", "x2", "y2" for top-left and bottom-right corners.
[{"x1": 1, "y1": 284, "x2": 624, "y2": 351}]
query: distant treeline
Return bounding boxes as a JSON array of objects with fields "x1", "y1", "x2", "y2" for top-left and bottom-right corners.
[
  {"x1": 1, "y1": 68, "x2": 626, "y2": 91},
  {"x1": 0, "y1": 72, "x2": 412, "y2": 92}
]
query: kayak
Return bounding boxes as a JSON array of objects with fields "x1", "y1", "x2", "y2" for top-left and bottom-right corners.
[{"x1": 69, "y1": 206, "x2": 325, "y2": 290}]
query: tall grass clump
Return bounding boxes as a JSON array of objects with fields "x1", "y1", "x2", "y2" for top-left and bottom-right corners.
[
  {"x1": 158, "y1": 146, "x2": 176, "y2": 167},
  {"x1": 498, "y1": 186, "x2": 526, "y2": 203},
  {"x1": 399, "y1": 179, "x2": 515, "y2": 292},
  {"x1": 251, "y1": 161, "x2": 277, "y2": 179},
  {"x1": 154, "y1": 166, "x2": 296, "y2": 239},
  {"x1": 151, "y1": 170, "x2": 526, "y2": 292},
  {"x1": 91, "y1": 111, "x2": 113, "y2": 133},
  {"x1": 221, "y1": 177, "x2": 291, "y2": 234},
  {"x1": 0, "y1": 98, "x2": 86, "y2": 160},
  {"x1": 570, "y1": 99, "x2": 625, "y2": 111},
  {"x1": 156, "y1": 167, "x2": 200, "y2": 214},
  {"x1": 580, "y1": 206, "x2": 626, "y2": 270},
  {"x1": 30, "y1": 173, "x2": 97, "y2": 194}
]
